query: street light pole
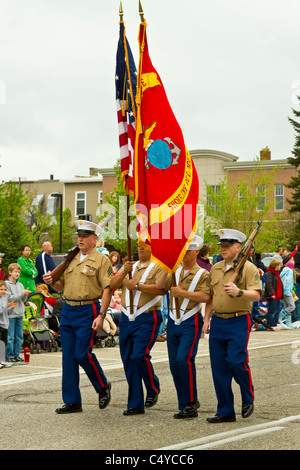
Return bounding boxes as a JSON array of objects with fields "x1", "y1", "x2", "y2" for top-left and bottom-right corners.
[{"x1": 51, "y1": 193, "x2": 63, "y2": 253}]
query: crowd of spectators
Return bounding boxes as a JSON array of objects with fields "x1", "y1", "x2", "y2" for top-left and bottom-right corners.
[{"x1": 0, "y1": 238, "x2": 300, "y2": 368}]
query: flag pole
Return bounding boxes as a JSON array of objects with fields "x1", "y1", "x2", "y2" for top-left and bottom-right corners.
[
  {"x1": 126, "y1": 191, "x2": 134, "y2": 316},
  {"x1": 119, "y1": 1, "x2": 123, "y2": 21},
  {"x1": 119, "y1": 1, "x2": 133, "y2": 315},
  {"x1": 172, "y1": 274, "x2": 180, "y2": 320},
  {"x1": 139, "y1": 0, "x2": 144, "y2": 22}
]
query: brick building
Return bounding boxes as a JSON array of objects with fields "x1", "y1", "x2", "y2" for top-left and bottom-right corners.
[
  {"x1": 224, "y1": 147, "x2": 296, "y2": 219},
  {"x1": 11, "y1": 147, "x2": 297, "y2": 226}
]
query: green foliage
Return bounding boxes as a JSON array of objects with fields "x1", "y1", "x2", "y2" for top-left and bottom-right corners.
[
  {"x1": 26, "y1": 210, "x2": 53, "y2": 259},
  {"x1": 0, "y1": 182, "x2": 31, "y2": 268},
  {"x1": 98, "y1": 159, "x2": 138, "y2": 253},
  {"x1": 200, "y1": 162, "x2": 290, "y2": 254},
  {"x1": 287, "y1": 95, "x2": 300, "y2": 237},
  {"x1": 0, "y1": 181, "x2": 76, "y2": 273},
  {"x1": 47, "y1": 208, "x2": 76, "y2": 253}
]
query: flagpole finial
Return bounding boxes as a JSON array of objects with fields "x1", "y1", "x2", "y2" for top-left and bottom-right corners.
[
  {"x1": 139, "y1": 0, "x2": 144, "y2": 22},
  {"x1": 119, "y1": 1, "x2": 124, "y2": 22}
]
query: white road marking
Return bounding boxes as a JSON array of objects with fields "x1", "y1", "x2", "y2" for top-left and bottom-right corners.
[
  {"x1": 158, "y1": 415, "x2": 300, "y2": 450},
  {"x1": 1, "y1": 336, "x2": 299, "y2": 387},
  {"x1": 188, "y1": 427, "x2": 284, "y2": 450}
]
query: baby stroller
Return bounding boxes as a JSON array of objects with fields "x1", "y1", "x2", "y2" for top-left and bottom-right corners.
[
  {"x1": 109, "y1": 309, "x2": 121, "y2": 328},
  {"x1": 44, "y1": 296, "x2": 65, "y2": 348},
  {"x1": 252, "y1": 300, "x2": 279, "y2": 331},
  {"x1": 95, "y1": 308, "x2": 118, "y2": 348},
  {"x1": 23, "y1": 292, "x2": 59, "y2": 353}
]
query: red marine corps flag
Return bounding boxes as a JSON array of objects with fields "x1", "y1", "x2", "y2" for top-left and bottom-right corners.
[{"x1": 134, "y1": 16, "x2": 199, "y2": 273}]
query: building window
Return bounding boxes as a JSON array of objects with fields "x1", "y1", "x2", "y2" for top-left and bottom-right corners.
[
  {"x1": 274, "y1": 184, "x2": 284, "y2": 211},
  {"x1": 207, "y1": 185, "x2": 220, "y2": 214},
  {"x1": 75, "y1": 191, "x2": 86, "y2": 216},
  {"x1": 98, "y1": 190, "x2": 103, "y2": 205},
  {"x1": 32, "y1": 193, "x2": 45, "y2": 209},
  {"x1": 256, "y1": 185, "x2": 265, "y2": 211},
  {"x1": 47, "y1": 194, "x2": 58, "y2": 216},
  {"x1": 237, "y1": 184, "x2": 248, "y2": 203}
]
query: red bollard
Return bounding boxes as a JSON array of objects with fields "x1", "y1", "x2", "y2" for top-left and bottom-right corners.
[{"x1": 24, "y1": 347, "x2": 30, "y2": 363}]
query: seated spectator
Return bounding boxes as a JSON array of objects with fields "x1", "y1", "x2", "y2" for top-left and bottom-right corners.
[
  {"x1": 110, "y1": 290, "x2": 122, "y2": 312},
  {"x1": 36, "y1": 283, "x2": 52, "y2": 298}
]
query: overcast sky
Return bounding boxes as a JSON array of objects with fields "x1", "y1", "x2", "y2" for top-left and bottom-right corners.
[{"x1": 0, "y1": 0, "x2": 299, "y2": 182}]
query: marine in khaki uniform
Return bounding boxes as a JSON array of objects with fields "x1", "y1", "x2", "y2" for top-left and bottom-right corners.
[
  {"x1": 43, "y1": 220, "x2": 113, "y2": 414},
  {"x1": 203, "y1": 229, "x2": 261, "y2": 423},
  {"x1": 110, "y1": 245, "x2": 166, "y2": 415},
  {"x1": 157, "y1": 235, "x2": 212, "y2": 419}
]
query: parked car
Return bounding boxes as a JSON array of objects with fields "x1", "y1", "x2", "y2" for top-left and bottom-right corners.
[
  {"x1": 50, "y1": 253, "x2": 66, "y2": 268},
  {"x1": 261, "y1": 253, "x2": 277, "y2": 268}
]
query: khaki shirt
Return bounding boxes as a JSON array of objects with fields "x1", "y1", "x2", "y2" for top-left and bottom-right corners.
[
  {"x1": 120, "y1": 261, "x2": 163, "y2": 311},
  {"x1": 209, "y1": 260, "x2": 261, "y2": 314},
  {"x1": 165, "y1": 264, "x2": 210, "y2": 312},
  {"x1": 61, "y1": 248, "x2": 113, "y2": 301}
]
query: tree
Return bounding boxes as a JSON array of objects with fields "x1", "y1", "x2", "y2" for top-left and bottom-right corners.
[
  {"x1": 0, "y1": 182, "x2": 30, "y2": 268},
  {"x1": 200, "y1": 162, "x2": 290, "y2": 254},
  {"x1": 47, "y1": 208, "x2": 76, "y2": 253},
  {"x1": 98, "y1": 159, "x2": 138, "y2": 253},
  {"x1": 287, "y1": 95, "x2": 300, "y2": 237}
]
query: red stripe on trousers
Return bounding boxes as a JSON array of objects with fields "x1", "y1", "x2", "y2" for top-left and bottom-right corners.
[
  {"x1": 88, "y1": 304, "x2": 105, "y2": 388},
  {"x1": 244, "y1": 313, "x2": 254, "y2": 399},
  {"x1": 144, "y1": 310, "x2": 159, "y2": 395},
  {"x1": 187, "y1": 313, "x2": 199, "y2": 403}
]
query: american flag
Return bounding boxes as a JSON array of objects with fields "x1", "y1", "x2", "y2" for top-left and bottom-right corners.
[{"x1": 115, "y1": 22, "x2": 137, "y2": 196}]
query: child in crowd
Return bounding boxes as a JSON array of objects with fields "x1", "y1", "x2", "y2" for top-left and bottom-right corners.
[
  {"x1": 5, "y1": 263, "x2": 30, "y2": 362},
  {"x1": 280, "y1": 261, "x2": 296, "y2": 328},
  {"x1": 264, "y1": 259, "x2": 283, "y2": 327},
  {"x1": 36, "y1": 283, "x2": 52, "y2": 298},
  {"x1": 110, "y1": 289, "x2": 122, "y2": 312},
  {"x1": 0, "y1": 281, "x2": 16, "y2": 368}
]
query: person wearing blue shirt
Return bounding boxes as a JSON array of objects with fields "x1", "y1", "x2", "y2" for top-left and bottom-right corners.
[{"x1": 35, "y1": 242, "x2": 56, "y2": 292}]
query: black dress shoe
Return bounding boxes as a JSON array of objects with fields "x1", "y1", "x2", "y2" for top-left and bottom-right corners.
[
  {"x1": 145, "y1": 394, "x2": 158, "y2": 408},
  {"x1": 123, "y1": 408, "x2": 145, "y2": 416},
  {"x1": 99, "y1": 382, "x2": 111, "y2": 409},
  {"x1": 206, "y1": 414, "x2": 236, "y2": 423},
  {"x1": 174, "y1": 402, "x2": 198, "y2": 419},
  {"x1": 242, "y1": 402, "x2": 254, "y2": 418},
  {"x1": 55, "y1": 404, "x2": 82, "y2": 414}
]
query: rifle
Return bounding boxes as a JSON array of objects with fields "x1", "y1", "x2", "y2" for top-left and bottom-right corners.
[
  {"x1": 252, "y1": 314, "x2": 274, "y2": 331},
  {"x1": 228, "y1": 221, "x2": 262, "y2": 288},
  {"x1": 50, "y1": 245, "x2": 80, "y2": 284},
  {"x1": 50, "y1": 212, "x2": 116, "y2": 284}
]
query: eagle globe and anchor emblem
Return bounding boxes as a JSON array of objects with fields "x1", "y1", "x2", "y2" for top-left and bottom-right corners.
[{"x1": 144, "y1": 125, "x2": 181, "y2": 170}]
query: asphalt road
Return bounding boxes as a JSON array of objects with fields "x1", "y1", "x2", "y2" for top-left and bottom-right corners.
[{"x1": 1, "y1": 328, "x2": 300, "y2": 454}]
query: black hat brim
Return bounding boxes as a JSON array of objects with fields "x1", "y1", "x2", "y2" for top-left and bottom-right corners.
[{"x1": 218, "y1": 239, "x2": 241, "y2": 245}]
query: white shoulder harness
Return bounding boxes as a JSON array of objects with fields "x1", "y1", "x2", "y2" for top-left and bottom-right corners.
[
  {"x1": 121, "y1": 262, "x2": 160, "y2": 321},
  {"x1": 170, "y1": 266, "x2": 205, "y2": 325}
]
